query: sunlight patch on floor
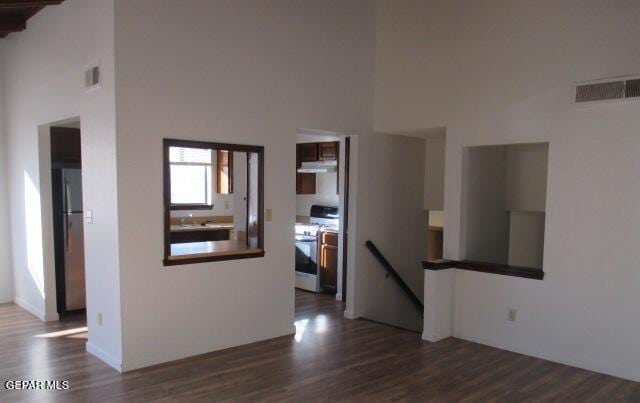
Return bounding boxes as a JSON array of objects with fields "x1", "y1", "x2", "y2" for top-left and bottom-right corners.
[
  {"x1": 34, "y1": 326, "x2": 88, "y2": 339},
  {"x1": 294, "y1": 319, "x2": 309, "y2": 342}
]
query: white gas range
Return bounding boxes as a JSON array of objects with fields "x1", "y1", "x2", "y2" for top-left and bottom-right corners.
[{"x1": 295, "y1": 205, "x2": 339, "y2": 293}]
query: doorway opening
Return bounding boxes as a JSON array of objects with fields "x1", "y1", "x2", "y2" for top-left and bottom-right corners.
[
  {"x1": 294, "y1": 129, "x2": 351, "y2": 317},
  {"x1": 423, "y1": 134, "x2": 446, "y2": 263},
  {"x1": 50, "y1": 121, "x2": 87, "y2": 320}
]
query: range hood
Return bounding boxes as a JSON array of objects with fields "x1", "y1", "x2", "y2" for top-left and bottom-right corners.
[{"x1": 297, "y1": 160, "x2": 337, "y2": 173}]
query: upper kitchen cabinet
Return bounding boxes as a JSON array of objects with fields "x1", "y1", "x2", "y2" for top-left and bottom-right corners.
[
  {"x1": 299, "y1": 143, "x2": 319, "y2": 162},
  {"x1": 318, "y1": 142, "x2": 338, "y2": 160},
  {"x1": 297, "y1": 173, "x2": 317, "y2": 195},
  {"x1": 295, "y1": 141, "x2": 339, "y2": 195}
]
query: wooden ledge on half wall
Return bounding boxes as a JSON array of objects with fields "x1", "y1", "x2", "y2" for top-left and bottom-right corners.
[{"x1": 423, "y1": 260, "x2": 544, "y2": 280}]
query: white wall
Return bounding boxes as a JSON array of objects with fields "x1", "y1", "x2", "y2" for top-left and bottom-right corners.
[
  {"x1": 0, "y1": 47, "x2": 13, "y2": 304},
  {"x1": 462, "y1": 146, "x2": 510, "y2": 264},
  {"x1": 505, "y1": 143, "x2": 548, "y2": 213},
  {"x1": 508, "y1": 212, "x2": 545, "y2": 269},
  {"x1": 424, "y1": 136, "x2": 445, "y2": 211},
  {"x1": 375, "y1": 0, "x2": 640, "y2": 381},
  {"x1": 2, "y1": 0, "x2": 122, "y2": 368},
  {"x1": 351, "y1": 133, "x2": 426, "y2": 332},
  {"x1": 113, "y1": 0, "x2": 375, "y2": 370}
]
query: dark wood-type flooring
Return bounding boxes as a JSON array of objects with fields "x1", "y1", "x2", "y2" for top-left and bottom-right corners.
[{"x1": 1, "y1": 290, "x2": 639, "y2": 402}]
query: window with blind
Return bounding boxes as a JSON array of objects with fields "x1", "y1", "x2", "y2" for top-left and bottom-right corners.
[{"x1": 169, "y1": 147, "x2": 213, "y2": 209}]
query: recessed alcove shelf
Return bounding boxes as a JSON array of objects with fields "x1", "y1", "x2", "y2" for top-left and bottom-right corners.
[{"x1": 460, "y1": 142, "x2": 549, "y2": 279}]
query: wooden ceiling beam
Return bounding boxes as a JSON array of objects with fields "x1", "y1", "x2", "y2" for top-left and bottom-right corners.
[
  {"x1": 0, "y1": 1, "x2": 62, "y2": 8},
  {"x1": 0, "y1": 13, "x2": 26, "y2": 33}
]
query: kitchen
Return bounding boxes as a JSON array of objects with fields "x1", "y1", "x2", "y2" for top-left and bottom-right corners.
[
  {"x1": 165, "y1": 143, "x2": 262, "y2": 262},
  {"x1": 294, "y1": 132, "x2": 345, "y2": 298}
]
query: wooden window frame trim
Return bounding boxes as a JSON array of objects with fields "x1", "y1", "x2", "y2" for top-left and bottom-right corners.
[
  {"x1": 422, "y1": 259, "x2": 544, "y2": 280},
  {"x1": 163, "y1": 138, "x2": 265, "y2": 266},
  {"x1": 216, "y1": 149, "x2": 234, "y2": 194},
  {"x1": 170, "y1": 204, "x2": 214, "y2": 211}
]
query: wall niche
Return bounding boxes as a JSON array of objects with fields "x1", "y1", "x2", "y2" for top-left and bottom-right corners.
[{"x1": 463, "y1": 142, "x2": 548, "y2": 271}]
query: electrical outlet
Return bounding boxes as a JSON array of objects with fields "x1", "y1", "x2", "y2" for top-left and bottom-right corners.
[
  {"x1": 508, "y1": 308, "x2": 517, "y2": 322},
  {"x1": 97, "y1": 313, "x2": 103, "y2": 326}
]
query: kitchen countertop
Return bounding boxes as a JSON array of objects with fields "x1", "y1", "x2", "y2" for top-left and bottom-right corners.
[
  {"x1": 319, "y1": 227, "x2": 339, "y2": 234},
  {"x1": 169, "y1": 240, "x2": 261, "y2": 259},
  {"x1": 170, "y1": 223, "x2": 233, "y2": 232}
]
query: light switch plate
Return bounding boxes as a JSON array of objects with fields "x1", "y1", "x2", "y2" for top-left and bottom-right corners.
[
  {"x1": 265, "y1": 209, "x2": 272, "y2": 222},
  {"x1": 85, "y1": 210, "x2": 93, "y2": 224}
]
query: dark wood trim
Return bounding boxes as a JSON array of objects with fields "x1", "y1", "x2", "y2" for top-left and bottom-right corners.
[
  {"x1": 422, "y1": 260, "x2": 456, "y2": 270},
  {"x1": 245, "y1": 152, "x2": 250, "y2": 248},
  {"x1": 257, "y1": 147, "x2": 265, "y2": 250},
  {"x1": 335, "y1": 141, "x2": 340, "y2": 194},
  {"x1": 166, "y1": 138, "x2": 264, "y2": 154},
  {"x1": 163, "y1": 140, "x2": 172, "y2": 260},
  {"x1": 163, "y1": 250, "x2": 265, "y2": 266},
  {"x1": 170, "y1": 204, "x2": 213, "y2": 211},
  {"x1": 341, "y1": 137, "x2": 350, "y2": 302},
  {"x1": 0, "y1": 1, "x2": 63, "y2": 8},
  {"x1": 228, "y1": 151, "x2": 234, "y2": 194},
  {"x1": 163, "y1": 139, "x2": 265, "y2": 266},
  {"x1": 423, "y1": 259, "x2": 544, "y2": 280},
  {"x1": 457, "y1": 260, "x2": 544, "y2": 280}
]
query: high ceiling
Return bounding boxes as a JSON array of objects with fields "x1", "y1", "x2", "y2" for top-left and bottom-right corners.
[{"x1": 0, "y1": 0, "x2": 63, "y2": 38}]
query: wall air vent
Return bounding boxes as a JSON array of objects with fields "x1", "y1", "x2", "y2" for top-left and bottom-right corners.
[
  {"x1": 84, "y1": 64, "x2": 101, "y2": 90},
  {"x1": 575, "y1": 75, "x2": 640, "y2": 104},
  {"x1": 575, "y1": 81, "x2": 624, "y2": 103},
  {"x1": 626, "y1": 79, "x2": 640, "y2": 99}
]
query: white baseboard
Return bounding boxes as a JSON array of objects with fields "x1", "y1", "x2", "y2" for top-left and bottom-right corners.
[
  {"x1": 422, "y1": 331, "x2": 450, "y2": 342},
  {"x1": 86, "y1": 342, "x2": 122, "y2": 373},
  {"x1": 121, "y1": 325, "x2": 295, "y2": 372},
  {"x1": 14, "y1": 297, "x2": 46, "y2": 321},
  {"x1": 0, "y1": 295, "x2": 13, "y2": 304},
  {"x1": 45, "y1": 310, "x2": 60, "y2": 322},
  {"x1": 455, "y1": 332, "x2": 640, "y2": 383},
  {"x1": 343, "y1": 309, "x2": 359, "y2": 320}
]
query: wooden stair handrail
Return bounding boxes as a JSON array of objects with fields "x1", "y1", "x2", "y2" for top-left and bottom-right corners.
[{"x1": 365, "y1": 240, "x2": 424, "y2": 317}]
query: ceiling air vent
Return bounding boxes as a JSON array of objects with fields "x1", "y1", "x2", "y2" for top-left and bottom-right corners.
[
  {"x1": 575, "y1": 75, "x2": 640, "y2": 104},
  {"x1": 84, "y1": 65, "x2": 101, "y2": 90}
]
